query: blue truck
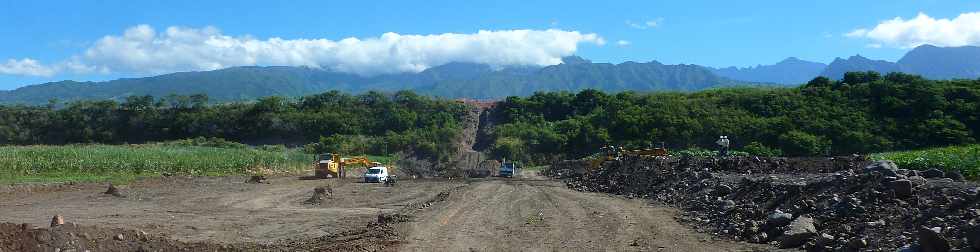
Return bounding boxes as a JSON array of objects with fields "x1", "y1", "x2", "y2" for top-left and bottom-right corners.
[{"x1": 499, "y1": 162, "x2": 517, "y2": 178}]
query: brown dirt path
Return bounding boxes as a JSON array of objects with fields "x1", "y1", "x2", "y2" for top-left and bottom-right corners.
[{"x1": 397, "y1": 172, "x2": 768, "y2": 252}]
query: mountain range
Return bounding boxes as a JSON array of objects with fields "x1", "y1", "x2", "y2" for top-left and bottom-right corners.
[
  {"x1": 1, "y1": 45, "x2": 979, "y2": 105},
  {"x1": 710, "y1": 57, "x2": 827, "y2": 84},
  {"x1": 712, "y1": 45, "x2": 980, "y2": 84},
  {"x1": 0, "y1": 56, "x2": 750, "y2": 104}
]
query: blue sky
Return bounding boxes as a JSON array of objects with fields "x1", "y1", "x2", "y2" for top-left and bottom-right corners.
[{"x1": 1, "y1": 0, "x2": 979, "y2": 89}]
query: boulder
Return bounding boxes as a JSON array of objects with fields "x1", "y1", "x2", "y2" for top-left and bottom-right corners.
[
  {"x1": 946, "y1": 171, "x2": 965, "y2": 182},
  {"x1": 767, "y1": 210, "x2": 794, "y2": 227},
  {"x1": 812, "y1": 233, "x2": 835, "y2": 250},
  {"x1": 718, "y1": 199, "x2": 736, "y2": 211},
  {"x1": 967, "y1": 224, "x2": 980, "y2": 250},
  {"x1": 714, "y1": 184, "x2": 733, "y2": 196},
  {"x1": 889, "y1": 179, "x2": 914, "y2": 198},
  {"x1": 917, "y1": 226, "x2": 950, "y2": 252},
  {"x1": 864, "y1": 160, "x2": 900, "y2": 177},
  {"x1": 909, "y1": 176, "x2": 928, "y2": 186},
  {"x1": 846, "y1": 237, "x2": 868, "y2": 250},
  {"x1": 909, "y1": 170, "x2": 921, "y2": 177},
  {"x1": 922, "y1": 169, "x2": 945, "y2": 179},
  {"x1": 780, "y1": 216, "x2": 817, "y2": 248}
]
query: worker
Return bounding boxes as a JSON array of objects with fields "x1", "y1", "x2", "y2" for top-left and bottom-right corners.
[{"x1": 716, "y1": 136, "x2": 730, "y2": 156}]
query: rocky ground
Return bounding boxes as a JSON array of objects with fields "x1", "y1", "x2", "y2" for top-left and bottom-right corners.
[{"x1": 546, "y1": 155, "x2": 980, "y2": 251}]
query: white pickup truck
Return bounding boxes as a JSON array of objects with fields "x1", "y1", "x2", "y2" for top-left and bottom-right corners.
[{"x1": 363, "y1": 166, "x2": 391, "y2": 183}]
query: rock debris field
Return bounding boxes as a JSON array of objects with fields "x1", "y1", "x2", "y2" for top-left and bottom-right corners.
[{"x1": 546, "y1": 155, "x2": 980, "y2": 251}]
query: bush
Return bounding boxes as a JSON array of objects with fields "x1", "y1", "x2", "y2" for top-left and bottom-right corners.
[
  {"x1": 158, "y1": 137, "x2": 246, "y2": 149},
  {"x1": 778, "y1": 131, "x2": 827, "y2": 156},
  {"x1": 742, "y1": 142, "x2": 782, "y2": 157},
  {"x1": 871, "y1": 145, "x2": 980, "y2": 180}
]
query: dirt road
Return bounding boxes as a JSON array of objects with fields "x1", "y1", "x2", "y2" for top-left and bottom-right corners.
[
  {"x1": 0, "y1": 173, "x2": 767, "y2": 251},
  {"x1": 399, "y1": 172, "x2": 763, "y2": 251}
]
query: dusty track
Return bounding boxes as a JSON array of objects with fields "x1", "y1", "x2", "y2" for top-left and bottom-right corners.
[
  {"x1": 0, "y1": 173, "x2": 768, "y2": 251},
  {"x1": 399, "y1": 172, "x2": 766, "y2": 251}
]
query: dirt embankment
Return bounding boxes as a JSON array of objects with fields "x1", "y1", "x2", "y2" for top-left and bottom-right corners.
[
  {"x1": 397, "y1": 104, "x2": 487, "y2": 178},
  {"x1": 547, "y1": 156, "x2": 980, "y2": 251}
]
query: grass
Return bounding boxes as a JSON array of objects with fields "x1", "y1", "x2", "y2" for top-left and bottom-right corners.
[
  {"x1": 0, "y1": 143, "x2": 313, "y2": 184},
  {"x1": 673, "y1": 148, "x2": 749, "y2": 157},
  {"x1": 870, "y1": 145, "x2": 980, "y2": 180}
]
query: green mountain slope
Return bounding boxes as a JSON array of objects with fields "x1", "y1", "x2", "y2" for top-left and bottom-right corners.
[{"x1": 0, "y1": 57, "x2": 752, "y2": 104}]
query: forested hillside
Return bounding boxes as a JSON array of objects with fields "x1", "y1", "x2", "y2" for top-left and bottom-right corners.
[
  {"x1": 3, "y1": 72, "x2": 978, "y2": 164},
  {"x1": 487, "y1": 72, "x2": 979, "y2": 163},
  {"x1": 0, "y1": 90, "x2": 467, "y2": 161}
]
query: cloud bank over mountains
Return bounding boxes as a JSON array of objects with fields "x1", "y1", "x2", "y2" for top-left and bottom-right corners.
[
  {"x1": 0, "y1": 25, "x2": 605, "y2": 77},
  {"x1": 847, "y1": 12, "x2": 980, "y2": 48}
]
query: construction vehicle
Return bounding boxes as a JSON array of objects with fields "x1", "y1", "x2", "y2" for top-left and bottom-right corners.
[
  {"x1": 499, "y1": 161, "x2": 518, "y2": 178},
  {"x1": 363, "y1": 166, "x2": 392, "y2": 183},
  {"x1": 314, "y1": 153, "x2": 379, "y2": 179},
  {"x1": 586, "y1": 144, "x2": 670, "y2": 170}
]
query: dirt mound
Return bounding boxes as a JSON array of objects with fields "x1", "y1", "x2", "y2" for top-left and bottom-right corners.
[
  {"x1": 0, "y1": 222, "x2": 241, "y2": 251},
  {"x1": 245, "y1": 175, "x2": 268, "y2": 184},
  {"x1": 103, "y1": 184, "x2": 125, "y2": 197},
  {"x1": 303, "y1": 186, "x2": 333, "y2": 205},
  {"x1": 0, "y1": 220, "x2": 405, "y2": 252},
  {"x1": 548, "y1": 156, "x2": 980, "y2": 251}
]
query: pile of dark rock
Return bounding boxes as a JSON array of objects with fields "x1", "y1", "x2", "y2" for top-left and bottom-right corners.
[{"x1": 548, "y1": 156, "x2": 980, "y2": 251}]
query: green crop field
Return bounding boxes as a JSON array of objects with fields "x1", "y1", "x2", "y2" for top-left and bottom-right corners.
[
  {"x1": 0, "y1": 142, "x2": 313, "y2": 184},
  {"x1": 870, "y1": 145, "x2": 980, "y2": 180}
]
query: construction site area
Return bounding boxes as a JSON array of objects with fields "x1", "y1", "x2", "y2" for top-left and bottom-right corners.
[{"x1": 1, "y1": 108, "x2": 978, "y2": 252}]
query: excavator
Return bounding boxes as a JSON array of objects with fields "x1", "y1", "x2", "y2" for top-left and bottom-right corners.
[
  {"x1": 313, "y1": 153, "x2": 380, "y2": 179},
  {"x1": 587, "y1": 143, "x2": 669, "y2": 171}
]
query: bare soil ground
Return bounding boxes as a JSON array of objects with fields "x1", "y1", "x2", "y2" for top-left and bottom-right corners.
[
  {"x1": 399, "y1": 172, "x2": 767, "y2": 251},
  {"x1": 0, "y1": 171, "x2": 768, "y2": 251}
]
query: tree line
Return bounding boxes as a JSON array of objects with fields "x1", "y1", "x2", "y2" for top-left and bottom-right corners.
[
  {"x1": 0, "y1": 90, "x2": 468, "y2": 161},
  {"x1": 486, "y1": 72, "x2": 979, "y2": 163},
  {"x1": 2, "y1": 71, "x2": 977, "y2": 165}
]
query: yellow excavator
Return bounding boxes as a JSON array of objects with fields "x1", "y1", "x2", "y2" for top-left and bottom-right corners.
[
  {"x1": 587, "y1": 144, "x2": 669, "y2": 171},
  {"x1": 313, "y1": 153, "x2": 380, "y2": 179}
]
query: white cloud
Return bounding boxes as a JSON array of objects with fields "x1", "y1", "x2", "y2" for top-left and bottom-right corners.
[
  {"x1": 0, "y1": 58, "x2": 56, "y2": 77},
  {"x1": 1, "y1": 25, "x2": 604, "y2": 76},
  {"x1": 844, "y1": 29, "x2": 868, "y2": 38},
  {"x1": 626, "y1": 18, "x2": 663, "y2": 30},
  {"x1": 846, "y1": 12, "x2": 980, "y2": 48},
  {"x1": 616, "y1": 40, "x2": 631, "y2": 47}
]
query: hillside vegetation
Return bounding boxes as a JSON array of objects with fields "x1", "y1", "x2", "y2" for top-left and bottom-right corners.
[
  {"x1": 871, "y1": 145, "x2": 980, "y2": 179},
  {"x1": 0, "y1": 90, "x2": 467, "y2": 161},
  {"x1": 486, "y1": 72, "x2": 979, "y2": 164},
  {"x1": 2, "y1": 72, "x2": 977, "y2": 168}
]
